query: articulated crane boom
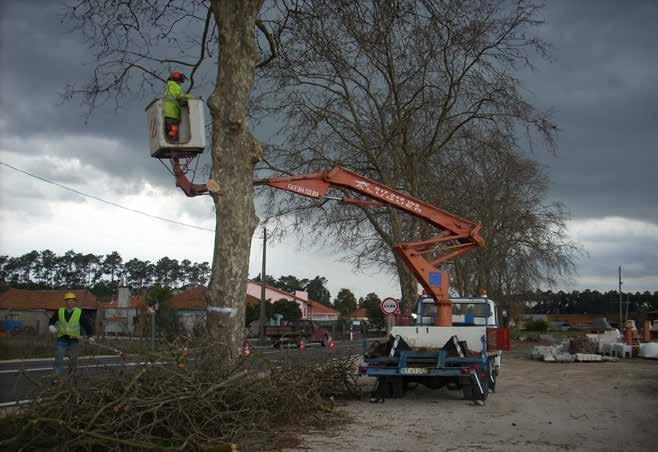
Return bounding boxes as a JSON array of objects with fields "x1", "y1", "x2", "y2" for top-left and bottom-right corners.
[
  {"x1": 170, "y1": 164, "x2": 484, "y2": 326},
  {"x1": 252, "y1": 166, "x2": 485, "y2": 327}
]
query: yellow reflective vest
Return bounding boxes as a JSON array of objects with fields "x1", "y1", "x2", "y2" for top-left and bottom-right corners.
[
  {"x1": 57, "y1": 307, "x2": 81, "y2": 338},
  {"x1": 163, "y1": 80, "x2": 190, "y2": 119}
]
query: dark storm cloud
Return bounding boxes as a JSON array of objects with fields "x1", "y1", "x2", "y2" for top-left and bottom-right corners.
[
  {"x1": 520, "y1": 0, "x2": 658, "y2": 223},
  {"x1": 0, "y1": 0, "x2": 213, "y2": 188},
  {"x1": 0, "y1": 0, "x2": 656, "y2": 290}
]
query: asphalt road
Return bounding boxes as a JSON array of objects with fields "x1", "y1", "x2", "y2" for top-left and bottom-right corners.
[{"x1": 0, "y1": 339, "x2": 373, "y2": 405}]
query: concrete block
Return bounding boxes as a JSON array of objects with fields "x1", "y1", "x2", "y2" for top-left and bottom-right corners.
[
  {"x1": 555, "y1": 353, "x2": 575, "y2": 362},
  {"x1": 610, "y1": 343, "x2": 632, "y2": 359},
  {"x1": 575, "y1": 353, "x2": 602, "y2": 362}
]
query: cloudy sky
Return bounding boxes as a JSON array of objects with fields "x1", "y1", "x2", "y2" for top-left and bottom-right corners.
[{"x1": 1, "y1": 0, "x2": 656, "y2": 299}]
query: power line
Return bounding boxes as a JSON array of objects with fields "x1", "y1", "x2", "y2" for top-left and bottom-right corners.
[{"x1": 0, "y1": 160, "x2": 214, "y2": 232}]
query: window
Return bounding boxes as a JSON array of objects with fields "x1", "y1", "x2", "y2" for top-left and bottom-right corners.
[{"x1": 452, "y1": 303, "x2": 489, "y2": 317}]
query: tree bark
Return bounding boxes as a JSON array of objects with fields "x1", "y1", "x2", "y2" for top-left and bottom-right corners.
[
  {"x1": 206, "y1": 0, "x2": 264, "y2": 357},
  {"x1": 394, "y1": 255, "x2": 419, "y2": 316}
]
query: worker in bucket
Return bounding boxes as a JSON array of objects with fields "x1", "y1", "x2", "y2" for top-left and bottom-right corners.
[
  {"x1": 163, "y1": 71, "x2": 191, "y2": 143},
  {"x1": 48, "y1": 291, "x2": 94, "y2": 377}
]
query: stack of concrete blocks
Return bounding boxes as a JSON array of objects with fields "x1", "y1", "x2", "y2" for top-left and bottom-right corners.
[
  {"x1": 531, "y1": 343, "x2": 574, "y2": 362},
  {"x1": 531, "y1": 338, "x2": 620, "y2": 363},
  {"x1": 585, "y1": 329, "x2": 621, "y2": 355},
  {"x1": 610, "y1": 343, "x2": 632, "y2": 359},
  {"x1": 575, "y1": 353, "x2": 602, "y2": 362}
]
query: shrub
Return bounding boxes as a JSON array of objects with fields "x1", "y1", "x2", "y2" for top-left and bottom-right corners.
[{"x1": 525, "y1": 319, "x2": 549, "y2": 332}]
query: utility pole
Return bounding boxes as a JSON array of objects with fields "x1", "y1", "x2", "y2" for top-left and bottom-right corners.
[
  {"x1": 258, "y1": 228, "x2": 267, "y2": 345},
  {"x1": 618, "y1": 266, "x2": 623, "y2": 329}
]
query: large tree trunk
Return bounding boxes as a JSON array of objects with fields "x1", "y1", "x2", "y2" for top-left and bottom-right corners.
[
  {"x1": 206, "y1": 0, "x2": 264, "y2": 357},
  {"x1": 388, "y1": 210, "x2": 418, "y2": 315},
  {"x1": 394, "y1": 255, "x2": 419, "y2": 316}
]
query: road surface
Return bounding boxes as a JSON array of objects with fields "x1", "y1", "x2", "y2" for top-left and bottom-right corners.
[{"x1": 0, "y1": 339, "x2": 373, "y2": 405}]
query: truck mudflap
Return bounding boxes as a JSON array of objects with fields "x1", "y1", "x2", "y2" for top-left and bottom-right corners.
[{"x1": 462, "y1": 371, "x2": 488, "y2": 403}]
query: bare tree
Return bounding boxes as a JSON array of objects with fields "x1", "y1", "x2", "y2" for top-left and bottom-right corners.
[
  {"x1": 431, "y1": 133, "x2": 581, "y2": 312},
  {"x1": 258, "y1": 0, "x2": 557, "y2": 311},
  {"x1": 63, "y1": 0, "x2": 273, "y2": 356}
]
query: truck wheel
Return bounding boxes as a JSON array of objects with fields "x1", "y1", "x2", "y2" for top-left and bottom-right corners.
[
  {"x1": 463, "y1": 375, "x2": 489, "y2": 402},
  {"x1": 386, "y1": 377, "x2": 406, "y2": 399},
  {"x1": 462, "y1": 384, "x2": 474, "y2": 400}
]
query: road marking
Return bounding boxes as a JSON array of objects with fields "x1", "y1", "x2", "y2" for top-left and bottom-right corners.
[
  {"x1": 0, "y1": 399, "x2": 32, "y2": 408},
  {"x1": 0, "y1": 339, "x2": 381, "y2": 373},
  {"x1": 0, "y1": 355, "x2": 118, "y2": 364},
  {"x1": 0, "y1": 361, "x2": 172, "y2": 374}
]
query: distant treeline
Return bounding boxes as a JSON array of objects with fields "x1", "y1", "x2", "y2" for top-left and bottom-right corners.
[
  {"x1": 0, "y1": 250, "x2": 210, "y2": 298},
  {"x1": 2, "y1": 250, "x2": 657, "y2": 314},
  {"x1": 525, "y1": 289, "x2": 658, "y2": 314}
]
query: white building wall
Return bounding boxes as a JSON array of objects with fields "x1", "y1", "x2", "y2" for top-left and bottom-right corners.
[{"x1": 246, "y1": 282, "x2": 308, "y2": 318}]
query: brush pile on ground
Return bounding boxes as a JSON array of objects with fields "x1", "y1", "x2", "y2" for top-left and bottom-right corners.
[{"x1": 1, "y1": 340, "x2": 360, "y2": 450}]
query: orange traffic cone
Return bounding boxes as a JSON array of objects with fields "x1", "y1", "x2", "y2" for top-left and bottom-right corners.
[
  {"x1": 299, "y1": 339, "x2": 305, "y2": 350},
  {"x1": 328, "y1": 339, "x2": 336, "y2": 349}
]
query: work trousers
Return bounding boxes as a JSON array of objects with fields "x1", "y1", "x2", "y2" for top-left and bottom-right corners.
[{"x1": 55, "y1": 338, "x2": 80, "y2": 376}]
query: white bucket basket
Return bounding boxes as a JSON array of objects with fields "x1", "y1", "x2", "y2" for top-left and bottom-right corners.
[{"x1": 146, "y1": 97, "x2": 206, "y2": 158}]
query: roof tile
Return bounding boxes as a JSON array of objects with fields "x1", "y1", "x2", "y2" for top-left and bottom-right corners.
[{"x1": 0, "y1": 288, "x2": 98, "y2": 310}]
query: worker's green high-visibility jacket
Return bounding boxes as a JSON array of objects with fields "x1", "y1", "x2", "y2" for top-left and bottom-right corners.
[
  {"x1": 57, "y1": 307, "x2": 81, "y2": 338},
  {"x1": 163, "y1": 80, "x2": 190, "y2": 119}
]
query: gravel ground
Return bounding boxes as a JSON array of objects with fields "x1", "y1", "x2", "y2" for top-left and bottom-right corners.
[{"x1": 287, "y1": 347, "x2": 658, "y2": 452}]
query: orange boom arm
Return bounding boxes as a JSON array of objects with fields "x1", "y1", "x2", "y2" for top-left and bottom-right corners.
[{"x1": 253, "y1": 166, "x2": 484, "y2": 326}]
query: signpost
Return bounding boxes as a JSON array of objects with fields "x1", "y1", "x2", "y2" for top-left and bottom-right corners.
[
  {"x1": 380, "y1": 297, "x2": 399, "y2": 316},
  {"x1": 380, "y1": 297, "x2": 400, "y2": 334}
]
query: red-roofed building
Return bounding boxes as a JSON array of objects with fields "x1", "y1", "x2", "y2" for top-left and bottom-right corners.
[
  {"x1": 171, "y1": 287, "x2": 265, "y2": 333},
  {"x1": 0, "y1": 288, "x2": 98, "y2": 310},
  {"x1": 96, "y1": 288, "x2": 147, "y2": 335},
  {"x1": 170, "y1": 282, "x2": 339, "y2": 333},
  {"x1": 246, "y1": 282, "x2": 338, "y2": 322},
  {"x1": 0, "y1": 288, "x2": 98, "y2": 335}
]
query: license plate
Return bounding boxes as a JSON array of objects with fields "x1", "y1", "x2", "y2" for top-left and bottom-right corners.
[{"x1": 401, "y1": 367, "x2": 429, "y2": 375}]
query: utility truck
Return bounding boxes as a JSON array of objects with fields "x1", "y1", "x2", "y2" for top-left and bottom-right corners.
[
  {"x1": 361, "y1": 295, "x2": 508, "y2": 402},
  {"x1": 149, "y1": 111, "x2": 510, "y2": 402}
]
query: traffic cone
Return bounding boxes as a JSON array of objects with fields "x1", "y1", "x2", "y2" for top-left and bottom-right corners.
[
  {"x1": 328, "y1": 339, "x2": 336, "y2": 349},
  {"x1": 299, "y1": 339, "x2": 305, "y2": 350},
  {"x1": 243, "y1": 342, "x2": 252, "y2": 357}
]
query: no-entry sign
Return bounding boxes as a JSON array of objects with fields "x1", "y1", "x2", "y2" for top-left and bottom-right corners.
[{"x1": 380, "y1": 297, "x2": 399, "y2": 316}]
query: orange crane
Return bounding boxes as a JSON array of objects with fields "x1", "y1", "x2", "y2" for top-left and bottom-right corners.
[{"x1": 171, "y1": 165, "x2": 484, "y2": 327}]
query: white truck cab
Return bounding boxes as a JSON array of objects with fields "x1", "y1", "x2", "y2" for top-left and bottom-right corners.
[
  {"x1": 415, "y1": 296, "x2": 499, "y2": 327},
  {"x1": 391, "y1": 295, "x2": 505, "y2": 367}
]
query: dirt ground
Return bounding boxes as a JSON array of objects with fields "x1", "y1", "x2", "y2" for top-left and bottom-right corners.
[{"x1": 288, "y1": 348, "x2": 658, "y2": 452}]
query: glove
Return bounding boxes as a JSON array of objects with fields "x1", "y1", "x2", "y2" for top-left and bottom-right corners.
[{"x1": 49, "y1": 325, "x2": 57, "y2": 334}]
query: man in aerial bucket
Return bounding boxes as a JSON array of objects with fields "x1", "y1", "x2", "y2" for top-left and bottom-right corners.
[{"x1": 163, "y1": 71, "x2": 191, "y2": 142}]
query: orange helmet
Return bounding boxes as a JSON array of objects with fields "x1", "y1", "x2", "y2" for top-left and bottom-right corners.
[{"x1": 170, "y1": 71, "x2": 187, "y2": 83}]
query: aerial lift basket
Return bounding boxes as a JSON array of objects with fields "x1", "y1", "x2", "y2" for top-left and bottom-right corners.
[{"x1": 145, "y1": 97, "x2": 206, "y2": 159}]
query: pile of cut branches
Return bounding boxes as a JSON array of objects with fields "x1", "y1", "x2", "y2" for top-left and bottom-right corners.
[{"x1": 0, "y1": 340, "x2": 361, "y2": 451}]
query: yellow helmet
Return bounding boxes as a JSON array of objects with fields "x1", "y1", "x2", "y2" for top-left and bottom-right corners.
[{"x1": 64, "y1": 292, "x2": 77, "y2": 301}]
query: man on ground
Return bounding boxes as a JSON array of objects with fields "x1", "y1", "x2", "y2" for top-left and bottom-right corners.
[{"x1": 49, "y1": 291, "x2": 94, "y2": 377}]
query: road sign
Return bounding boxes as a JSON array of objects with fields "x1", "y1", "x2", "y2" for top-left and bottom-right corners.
[{"x1": 380, "y1": 297, "x2": 399, "y2": 316}]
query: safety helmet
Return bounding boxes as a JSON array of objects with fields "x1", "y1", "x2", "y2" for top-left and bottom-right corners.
[
  {"x1": 170, "y1": 71, "x2": 187, "y2": 83},
  {"x1": 64, "y1": 292, "x2": 77, "y2": 301}
]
